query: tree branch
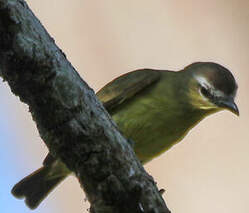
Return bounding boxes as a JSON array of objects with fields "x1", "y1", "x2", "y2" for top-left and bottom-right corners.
[{"x1": 0, "y1": 0, "x2": 171, "y2": 212}]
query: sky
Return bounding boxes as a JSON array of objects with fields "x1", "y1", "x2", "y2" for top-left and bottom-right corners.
[{"x1": 1, "y1": 0, "x2": 249, "y2": 212}]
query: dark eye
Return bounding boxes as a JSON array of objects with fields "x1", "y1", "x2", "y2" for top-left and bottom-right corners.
[{"x1": 201, "y1": 87, "x2": 212, "y2": 98}]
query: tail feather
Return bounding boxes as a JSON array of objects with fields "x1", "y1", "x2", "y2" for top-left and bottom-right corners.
[{"x1": 11, "y1": 166, "x2": 67, "y2": 209}]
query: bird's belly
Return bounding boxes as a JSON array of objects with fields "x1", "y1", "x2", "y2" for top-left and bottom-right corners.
[
  {"x1": 131, "y1": 123, "x2": 185, "y2": 164},
  {"x1": 111, "y1": 103, "x2": 188, "y2": 164}
]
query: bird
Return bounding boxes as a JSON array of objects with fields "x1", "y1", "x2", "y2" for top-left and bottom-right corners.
[{"x1": 11, "y1": 62, "x2": 239, "y2": 209}]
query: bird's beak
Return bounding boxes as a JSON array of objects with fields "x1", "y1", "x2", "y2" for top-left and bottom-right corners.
[{"x1": 216, "y1": 97, "x2": 239, "y2": 116}]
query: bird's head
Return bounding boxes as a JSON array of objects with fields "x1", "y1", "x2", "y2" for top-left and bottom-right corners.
[{"x1": 184, "y1": 62, "x2": 239, "y2": 116}]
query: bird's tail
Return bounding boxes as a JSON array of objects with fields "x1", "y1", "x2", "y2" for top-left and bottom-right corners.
[{"x1": 11, "y1": 165, "x2": 68, "y2": 209}]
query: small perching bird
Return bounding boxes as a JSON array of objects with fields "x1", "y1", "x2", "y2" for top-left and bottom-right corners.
[{"x1": 12, "y1": 62, "x2": 239, "y2": 209}]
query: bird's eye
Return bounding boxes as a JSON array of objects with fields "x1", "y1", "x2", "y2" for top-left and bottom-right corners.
[{"x1": 200, "y1": 86, "x2": 212, "y2": 98}]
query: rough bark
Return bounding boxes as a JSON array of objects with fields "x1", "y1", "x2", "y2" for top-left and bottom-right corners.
[{"x1": 0, "y1": 0, "x2": 171, "y2": 212}]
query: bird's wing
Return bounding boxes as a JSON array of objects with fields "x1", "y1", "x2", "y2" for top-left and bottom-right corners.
[{"x1": 96, "y1": 69, "x2": 161, "y2": 112}]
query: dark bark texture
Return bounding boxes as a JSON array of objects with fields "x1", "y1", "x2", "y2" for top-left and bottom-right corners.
[{"x1": 0, "y1": 0, "x2": 171, "y2": 212}]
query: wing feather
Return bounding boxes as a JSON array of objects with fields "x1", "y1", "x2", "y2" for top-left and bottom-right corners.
[{"x1": 96, "y1": 69, "x2": 161, "y2": 111}]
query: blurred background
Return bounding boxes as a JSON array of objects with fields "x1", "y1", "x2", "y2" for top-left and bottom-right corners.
[{"x1": 0, "y1": 0, "x2": 248, "y2": 212}]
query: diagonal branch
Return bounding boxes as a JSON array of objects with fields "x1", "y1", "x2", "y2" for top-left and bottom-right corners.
[{"x1": 0, "y1": 0, "x2": 171, "y2": 212}]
